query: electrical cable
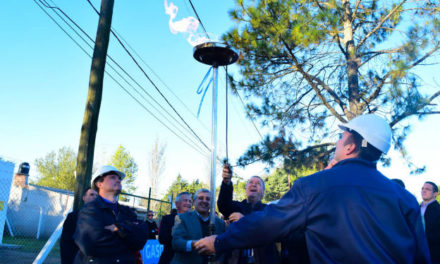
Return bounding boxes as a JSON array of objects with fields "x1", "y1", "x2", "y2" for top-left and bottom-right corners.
[
  {"x1": 33, "y1": 0, "x2": 210, "y2": 157},
  {"x1": 85, "y1": 0, "x2": 211, "y2": 152},
  {"x1": 184, "y1": 0, "x2": 267, "y2": 167},
  {"x1": 187, "y1": 0, "x2": 210, "y2": 40},
  {"x1": 110, "y1": 29, "x2": 210, "y2": 132},
  {"x1": 40, "y1": 0, "x2": 203, "y2": 145}
]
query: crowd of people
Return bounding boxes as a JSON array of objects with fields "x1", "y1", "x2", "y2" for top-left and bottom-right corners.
[{"x1": 60, "y1": 114, "x2": 440, "y2": 264}]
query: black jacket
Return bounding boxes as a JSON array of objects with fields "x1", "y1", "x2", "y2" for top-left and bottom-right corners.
[
  {"x1": 215, "y1": 158, "x2": 430, "y2": 263},
  {"x1": 60, "y1": 211, "x2": 79, "y2": 264},
  {"x1": 73, "y1": 196, "x2": 149, "y2": 264},
  {"x1": 218, "y1": 181, "x2": 281, "y2": 264},
  {"x1": 424, "y1": 200, "x2": 440, "y2": 263},
  {"x1": 146, "y1": 220, "x2": 158, "y2": 239},
  {"x1": 158, "y1": 211, "x2": 177, "y2": 264}
]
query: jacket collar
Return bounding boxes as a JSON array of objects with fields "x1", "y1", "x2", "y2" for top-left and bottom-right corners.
[
  {"x1": 333, "y1": 158, "x2": 377, "y2": 169},
  {"x1": 95, "y1": 195, "x2": 118, "y2": 209}
]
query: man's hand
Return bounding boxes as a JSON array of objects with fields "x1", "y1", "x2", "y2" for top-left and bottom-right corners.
[
  {"x1": 104, "y1": 224, "x2": 118, "y2": 232},
  {"x1": 228, "y1": 212, "x2": 244, "y2": 223},
  {"x1": 222, "y1": 164, "x2": 232, "y2": 184},
  {"x1": 194, "y1": 235, "x2": 217, "y2": 255}
]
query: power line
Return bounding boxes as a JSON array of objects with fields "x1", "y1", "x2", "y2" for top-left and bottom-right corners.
[
  {"x1": 187, "y1": 0, "x2": 210, "y2": 40},
  {"x1": 38, "y1": 0, "x2": 208, "y2": 155},
  {"x1": 185, "y1": 0, "x2": 266, "y2": 165},
  {"x1": 111, "y1": 30, "x2": 210, "y2": 132},
  {"x1": 85, "y1": 0, "x2": 211, "y2": 152},
  {"x1": 233, "y1": 88, "x2": 264, "y2": 140},
  {"x1": 43, "y1": 0, "x2": 209, "y2": 134},
  {"x1": 33, "y1": 0, "x2": 210, "y2": 157},
  {"x1": 40, "y1": 0, "x2": 206, "y2": 146}
]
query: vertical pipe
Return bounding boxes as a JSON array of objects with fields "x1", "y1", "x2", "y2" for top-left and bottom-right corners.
[
  {"x1": 148, "y1": 187, "x2": 151, "y2": 211},
  {"x1": 36, "y1": 206, "x2": 43, "y2": 239},
  {"x1": 210, "y1": 65, "x2": 219, "y2": 228}
]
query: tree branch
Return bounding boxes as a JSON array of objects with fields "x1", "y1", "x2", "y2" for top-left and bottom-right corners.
[
  {"x1": 390, "y1": 89, "x2": 440, "y2": 127},
  {"x1": 357, "y1": 0, "x2": 407, "y2": 49},
  {"x1": 281, "y1": 38, "x2": 347, "y2": 122}
]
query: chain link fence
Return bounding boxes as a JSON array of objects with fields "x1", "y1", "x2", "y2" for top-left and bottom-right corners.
[
  {"x1": 120, "y1": 191, "x2": 173, "y2": 220},
  {"x1": 0, "y1": 161, "x2": 171, "y2": 263}
]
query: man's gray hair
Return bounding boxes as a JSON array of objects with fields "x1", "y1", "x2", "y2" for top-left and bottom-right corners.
[
  {"x1": 193, "y1": 188, "x2": 210, "y2": 200},
  {"x1": 175, "y1": 191, "x2": 191, "y2": 203},
  {"x1": 246, "y1": 176, "x2": 265, "y2": 194}
]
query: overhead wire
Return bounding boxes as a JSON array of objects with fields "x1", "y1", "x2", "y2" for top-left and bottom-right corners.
[
  {"x1": 42, "y1": 0, "x2": 212, "y2": 154},
  {"x1": 46, "y1": 0, "x2": 210, "y2": 153},
  {"x1": 43, "y1": 0, "x2": 209, "y2": 133},
  {"x1": 38, "y1": 0, "x2": 203, "y2": 144},
  {"x1": 40, "y1": 0, "x2": 210, "y2": 156},
  {"x1": 186, "y1": 0, "x2": 269, "y2": 172},
  {"x1": 185, "y1": 0, "x2": 264, "y2": 142},
  {"x1": 187, "y1": 0, "x2": 210, "y2": 40},
  {"x1": 34, "y1": 0, "x2": 210, "y2": 157},
  {"x1": 85, "y1": 0, "x2": 211, "y2": 152},
  {"x1": 110, "y1": 30, "x2": 210, "y2": 132}
]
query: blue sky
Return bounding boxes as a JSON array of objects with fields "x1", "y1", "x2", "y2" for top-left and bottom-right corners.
[{"x1": 1, "y1": 0, "x2": 439, "y2": 200}]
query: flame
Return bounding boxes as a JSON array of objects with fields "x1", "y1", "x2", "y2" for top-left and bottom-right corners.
[{"x1": 164, "y1": 0, "x2": 216, "y2": 46}]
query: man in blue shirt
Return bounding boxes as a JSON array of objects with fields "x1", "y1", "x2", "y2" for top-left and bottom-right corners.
[{"x1": 195, "y1": 114, "x2": 429, "y2": 263}]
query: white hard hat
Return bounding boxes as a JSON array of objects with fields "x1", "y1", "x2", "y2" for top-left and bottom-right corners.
[
  {"x1": 338, "y1": 114, "x2": 392, "y2": 154},
  {"x1": 91, "y1": 165, "x2": 125, "y2": 186}
]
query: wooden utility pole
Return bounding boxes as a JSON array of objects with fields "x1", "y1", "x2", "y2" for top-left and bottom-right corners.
[{"x1": 73, "y1": 0, "x2": 115, "y2": 211}]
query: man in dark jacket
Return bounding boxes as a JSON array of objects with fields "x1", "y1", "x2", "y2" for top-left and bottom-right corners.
[
  {"x1": 421, "y1": 181, "x2": 440, "y2": 263},
  {"x1": 218, "y1": 165, "x2": 280, "y2": 264},
  {"x1": 74, "y1": 165, "x2": 149, "y2": 264},
  {"x1": 60, "y1": 188, "x2": 97, "y2": 264},
  {"x1": 146, "y1": 210, "x2": 159, "y2": 239},
  {"x1": 196, "y1": 114, "x2": 430, "y2": 263},
  {"x1": 158, "y1": 192, "x2": 192, "y2": 264}
]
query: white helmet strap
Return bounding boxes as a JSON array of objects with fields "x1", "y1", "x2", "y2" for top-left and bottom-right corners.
[{"x1": 361, "y1": 139, "x2": 368, "y2": 148}]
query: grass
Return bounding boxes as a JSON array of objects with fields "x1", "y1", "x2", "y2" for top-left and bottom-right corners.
[{"x1": 2, "y1": 236, "x2": 60, "y2": 257}]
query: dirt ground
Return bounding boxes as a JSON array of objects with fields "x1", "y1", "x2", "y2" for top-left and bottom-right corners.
[{"x1": 0, "y1": 248, "x2": 60, "y2": 264}]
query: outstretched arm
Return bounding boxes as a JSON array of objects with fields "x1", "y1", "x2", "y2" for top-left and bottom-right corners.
[
  {"x1": 217, "y1": 164, "x2": 236, "y2": 218},
  {"x1": 197, "y1": 180, "x2": 307, "y2": 255}
]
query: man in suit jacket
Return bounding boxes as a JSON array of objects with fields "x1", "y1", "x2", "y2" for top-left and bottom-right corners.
[
  {"x1": 421, "y1": 181, "x2": 440, "y2": 263},
  {"x1": 158, "y1": 192, "x2": 193, "y2": 264},
  {"x1": 171, "y1": 189, "x2": 225, "y2": 264},
  {"x1": 60, "y1": 188, "x2": 97, "y2": 264}
]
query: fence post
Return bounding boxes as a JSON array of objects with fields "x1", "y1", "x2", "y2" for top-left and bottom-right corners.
[{"x1": 147, "y1": 187, "x2": 151, "y2": 211}]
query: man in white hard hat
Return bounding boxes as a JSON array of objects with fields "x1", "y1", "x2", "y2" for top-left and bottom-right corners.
[
  {"x1": 73, "y1": 165, "x2": 149, "y2": 264},
  {"x1": 195, "y1": 114, "x2": 430, "y2": 263}
]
